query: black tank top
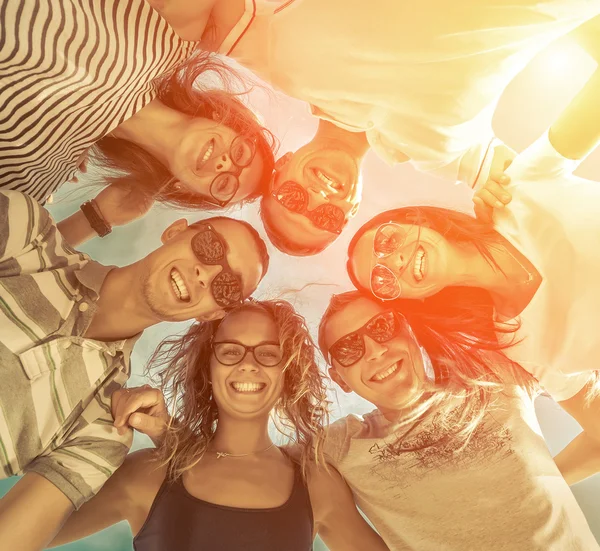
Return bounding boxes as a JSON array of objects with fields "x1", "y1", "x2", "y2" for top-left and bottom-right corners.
[{"x1": 133, "y1": 461, "x2": 314, "y2": 551}]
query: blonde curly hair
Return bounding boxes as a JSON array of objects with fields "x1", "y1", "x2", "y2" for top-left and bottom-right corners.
[{"x1": 147, "y1": 299, "x2": 330, "y2": 480}]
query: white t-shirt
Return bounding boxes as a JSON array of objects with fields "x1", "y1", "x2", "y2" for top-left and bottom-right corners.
[
  {"x1": 222, "y1": 0, "x2": 600, "y2": 185},
  {"x1": 324, "y1": 390, "x2": 598, "y2": 551},
  {"x1": 487, "y1": 133, "x2": 600, "y2": 401}
]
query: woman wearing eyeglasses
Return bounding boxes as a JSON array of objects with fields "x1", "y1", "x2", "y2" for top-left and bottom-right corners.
[
  {"x1": 346, "y1": 66, "x2": 600, "y2": 484},
  {"x1": 48, "y1": 299, "x2": 390, "y2": 551},
  {"x1": 54, "y1": 58, "x2": 276, "y2": 247}
]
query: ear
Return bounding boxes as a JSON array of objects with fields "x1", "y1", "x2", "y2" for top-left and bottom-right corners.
[
  {"x1": 196, "y1": 309, "x2": 226, "y2": 322},
  {"x1": 274, "y1": 151, "x2": 293, "y2": 172},
  {"x1": 161, "y1": 218, "x2": 189, "y2": 244},
  {"x1": 328, "y1": 367, "x2": 352, "y2": 394}
]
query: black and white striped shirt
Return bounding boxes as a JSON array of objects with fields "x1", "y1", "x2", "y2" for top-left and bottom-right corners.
[{"x1": 0, "y1": 0, "x2": 198, "y2": 203}]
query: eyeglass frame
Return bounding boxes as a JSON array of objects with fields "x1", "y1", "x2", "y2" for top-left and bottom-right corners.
[
  {"x1": 271, "y1": 180, "x2": 346, "y2": 235},
  {"x1": 191, "y1": 223, "x2": 245, "y2": 309},
  {"x1": 369, "y1": 221, "x2": 422, "y2": 301},
  {"x1": 211, "y1": 340, "x2": 283, "y2": 367},
  {"x1": 195, "y1": 135, "x2": 258, "y2": 208}
]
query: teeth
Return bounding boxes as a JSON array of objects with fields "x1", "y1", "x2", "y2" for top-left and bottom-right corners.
[
  {"x1": 201, "y1": 140, "x2": 214, "y2": 165},
  {"x1": 372, "y1": 362, "x2": 399, "y2": 382},
  {"x1": 231, "y1": 382, "x2": 266, "y2": 393},
  {"x1": 413, "y1": 247, "x2": 426, "y2": 281},
  {"x1": 316, "y1": 169, "x2": 341, "y2": 191},
  {"x1": 170, "y1": 269, "x2": 190, "y2": 302}
]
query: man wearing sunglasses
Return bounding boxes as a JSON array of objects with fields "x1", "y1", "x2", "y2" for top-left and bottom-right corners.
[
  {"x1": 218, "y1": 2, "x2": 600, "y2": 255},
  {"x1": 0, "y1": 190, "x2": 269, "y2": 551},
  {"x1": 316, "y1": 291, "x2": 599, "y2": 550}
]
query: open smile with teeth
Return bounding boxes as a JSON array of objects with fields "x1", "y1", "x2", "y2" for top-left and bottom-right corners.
[
  {"x1": 313, "y1": 168, "x2": 343, "y2": 192},
  {"x1": 413, "y1": 246, "x2": 426, "y2": 282},
  {"x1": 197, "y1": 139, "x2": 215, "y2": 170},
  {"x1": 170, "y1": 268, "x2": 190, "y2": 302},
  {"x1": 230, "y1": 382, "x2": 267, "y2": 394},
  {"x1": 370, "y1": 360, "x2": 402, "y2": 383}
]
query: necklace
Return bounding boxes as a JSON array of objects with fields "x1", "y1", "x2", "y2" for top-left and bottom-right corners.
[{"x1": 215, "y1": 442, "x2": 275, "y2": 460}]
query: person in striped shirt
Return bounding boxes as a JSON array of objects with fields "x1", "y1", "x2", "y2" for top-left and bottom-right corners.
[
  {"x1": 0, "y1": 0, "x2": 259, "y2": 204},
  {"x1": 0, "y1": 190, "x2": 270, "y2": 551}
]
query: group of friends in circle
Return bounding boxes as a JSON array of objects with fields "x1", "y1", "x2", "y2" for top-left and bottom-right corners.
[{"x1": 1, "y1": 1, "x2": 600, "y2": 550}]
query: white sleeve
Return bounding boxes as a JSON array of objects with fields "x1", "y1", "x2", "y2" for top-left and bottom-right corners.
[
  {"x1": 536, "y1": 370, "x2": 591, "y2": 403},
  {"x1": 507, "y1": 131, "x2": 582, "y2": 183}
]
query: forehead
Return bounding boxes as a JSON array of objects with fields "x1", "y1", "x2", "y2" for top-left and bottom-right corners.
[
  {"x1": 205, "y1": 219, "x2": 263, "y2": 296},
  {"x1": 324, "y1": 297, "x2": 386, "y2": 348},
  {"x1": 215, "y1": 309, "x2": 278, "y2": 343}
]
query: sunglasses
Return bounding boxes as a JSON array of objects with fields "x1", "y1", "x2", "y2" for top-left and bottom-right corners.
[
  {"x1": 271, "y1": 181, "x2": 345, "y2": 234},
  {"x1": 328, "y1": 310, "x2": 407, "y2": 367},
  {"x1": 197, "y1": 136, "x2": 257, "y2": 207},
  {"x1": 370, "y1": 222, "x2": 421, "y2": 300},
  {"x1": 212, "y1": 341, "x2": 283, "y2": 367},
  {"x1": 191, "y1": 224, "x2": 244, "y2": 309}
]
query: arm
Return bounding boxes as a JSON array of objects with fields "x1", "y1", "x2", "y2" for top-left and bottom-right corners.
[
  {"x1": 309, "y1": 464, "x2": 389, "y2": 551},
  {"x1": 48, "y1": 449, "x2": 164, "y2": 546},
  {"x1": 567, "y1": 15, "x2": 600, "y2": 67},
  {"x1": 548, "y1": 66, "x2": 600, "y2": 161},
  {"x1": 554, "y1": 378, "x2": 600, "y2": 485},
  {"x1": 0, "y1": 473, "x2": 74, "y2": 551}
]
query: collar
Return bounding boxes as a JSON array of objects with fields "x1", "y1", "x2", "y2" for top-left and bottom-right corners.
[{"x1": 74, "y1": 260, "x2": 115, "y2": 301}]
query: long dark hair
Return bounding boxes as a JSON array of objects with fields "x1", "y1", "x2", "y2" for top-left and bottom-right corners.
[
  {"x1": 319, "y1": 290, "x2": 538, "y2": 453},
  {"x1": 148, "y1": 300, "x2": 330, "y2": 481},
  {"x1": 92, "y1": 50, "x2": 277, "y2": 210}
]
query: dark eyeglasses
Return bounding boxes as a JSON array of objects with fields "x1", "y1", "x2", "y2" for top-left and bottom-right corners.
[
  {"x1": 271, "y1": 181, "x2": 345, "y2": 234},
  {"x1": 199, "y1": 136, "x2": 257, "y2": 207},
  {"x1": 212, "y1": 341, "x2": 283, "y2": 367},
  {"x1": 370, "y1": 222, "x2": 421, "y2": 301},
  {"x1": 328, "y1": 310, "x2": 407, "y2": 367},
  {"x1": 191, "y1": 224, "x2": 244, "y2": 308}
]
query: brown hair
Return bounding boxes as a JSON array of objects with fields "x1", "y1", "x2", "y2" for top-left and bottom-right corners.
[
  {"x1": 93, "y1": 50, "x2": 277, "y2": 210},
  {"x1": 148, "y1": 300, "x2": 330, "y2": 480},
  {"x1": 318, "y1": 290, "x2": 538, "y2": 453}
]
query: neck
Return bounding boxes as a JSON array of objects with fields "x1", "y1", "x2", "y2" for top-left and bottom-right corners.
[
  {"x1": 112, "y1": 99, "x2": 187, "y2": 169},
  {"x1": 85, "y1": 265, "x2": 158, "y2": 341},
  {"x1": 210, "y1": 414, "x2": 273, "y2": 455}
]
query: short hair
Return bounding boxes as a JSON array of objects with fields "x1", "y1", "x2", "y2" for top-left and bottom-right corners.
[
  {"x1": 259, "y1": 197, "x2": 332, "y2": 257},
  {"x1": 190, "y1": 216, "x2": 270, "y2": 280}
]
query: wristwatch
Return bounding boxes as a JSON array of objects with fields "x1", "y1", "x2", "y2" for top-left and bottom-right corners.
[{"x1": 80, "y1": 199, "x2": 112, "y2": 237}]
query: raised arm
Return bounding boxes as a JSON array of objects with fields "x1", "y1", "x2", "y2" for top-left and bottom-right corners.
[
  {"x1": 548, "y1": 66, "x2": 600, "y2": 161},
  {"x1": 309, "y1": 463, "x2": 390, "y2": 551}
]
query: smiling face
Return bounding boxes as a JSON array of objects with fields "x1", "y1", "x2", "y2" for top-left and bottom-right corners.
[
  {"x1": 261, "y1": 143, "x2": 362, "y2": 254},
  {"x1": 323, "y1": 297, "x2": 426, "y2": 412},
  {"x1": 169, "y1": 118, "x2": 265, "y2": 206},
  {"x1": 210, "y1": 309, "x2": 285, "y2": 420},
  {"x1": 349, "y1": 222, "x2": 457, "y2": 300},
  {"x1": 139, "y1": 218, "x2": 266, "y2": 323}
]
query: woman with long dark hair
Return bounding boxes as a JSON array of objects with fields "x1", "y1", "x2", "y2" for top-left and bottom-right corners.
[
  {"x1": 347, "y1": 65, "x2": 600, "y2": 406},
  {"x1": 48, "y1": 300, "x2": 390, "y2": 551}
]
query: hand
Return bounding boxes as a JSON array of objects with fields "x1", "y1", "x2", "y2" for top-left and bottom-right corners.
[
  {"x1": 94, "y1": 182, "x2": 155, "y2": 228},
  {"x1": 112, "y1": 385, "x2": 169, "y2": 444},
  {"x1": 473, "y1": 155, "x2": 513, "y2": 222}
]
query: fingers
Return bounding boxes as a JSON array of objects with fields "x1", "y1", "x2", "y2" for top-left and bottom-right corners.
[
  {"x1": 473, "y1": 196, "x2": 494, "y2": 223},
  {"x1": 126, "y1": 412, "x2": 166, "y2": 439},
  {"x1": 112, "y1": 386, "x2": 165, "y2": 429},
  {"x1": 475, "y1": 187, "x2": 506, "y2": 209}
]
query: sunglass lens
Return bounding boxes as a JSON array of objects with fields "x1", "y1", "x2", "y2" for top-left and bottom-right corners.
[
  {"x1": 365, "y1": 311, "x2": 398, "y2": 342},
  {"x1": 212, "y1": 271, "x2": 243, "y2": 308},
  {"x1": 374, "y1": 223, "x2": 406, "y2": 258},
  {"x1": 275, "y1": 182, "x2": 308, "y2": 212},
  {"x1": 192, "y1": 230, "x2": 225, "y2": 263},
  {"x1": 330, "y1": 333, "x2": 365, "y2": 367},
  {"x1": 371, "y1": 264, "x2": 401, "y2": 300},
  {"x1": 311, "y1": 204, "x2": 345, "y2": 233}
]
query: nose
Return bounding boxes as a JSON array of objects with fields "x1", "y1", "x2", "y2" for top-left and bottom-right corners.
[
  {"x1": 306, "y1": 187, "x2": 330, "y2": 209},
  {"x1": 363, "y1": 336, "x2": 388, "y2": 362},
  {"x1": 237, "y1": 356, "x2": 259, "y2": 372},
  {"x1": 194, "y1": 263, "x2": 221, "y2": 289},
  {"x1": 215, "y1": 154, "x2": 233, "y2": 173},
  {"x1": 383, "y1": 251, "x2": 406, "y2": 273}
]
